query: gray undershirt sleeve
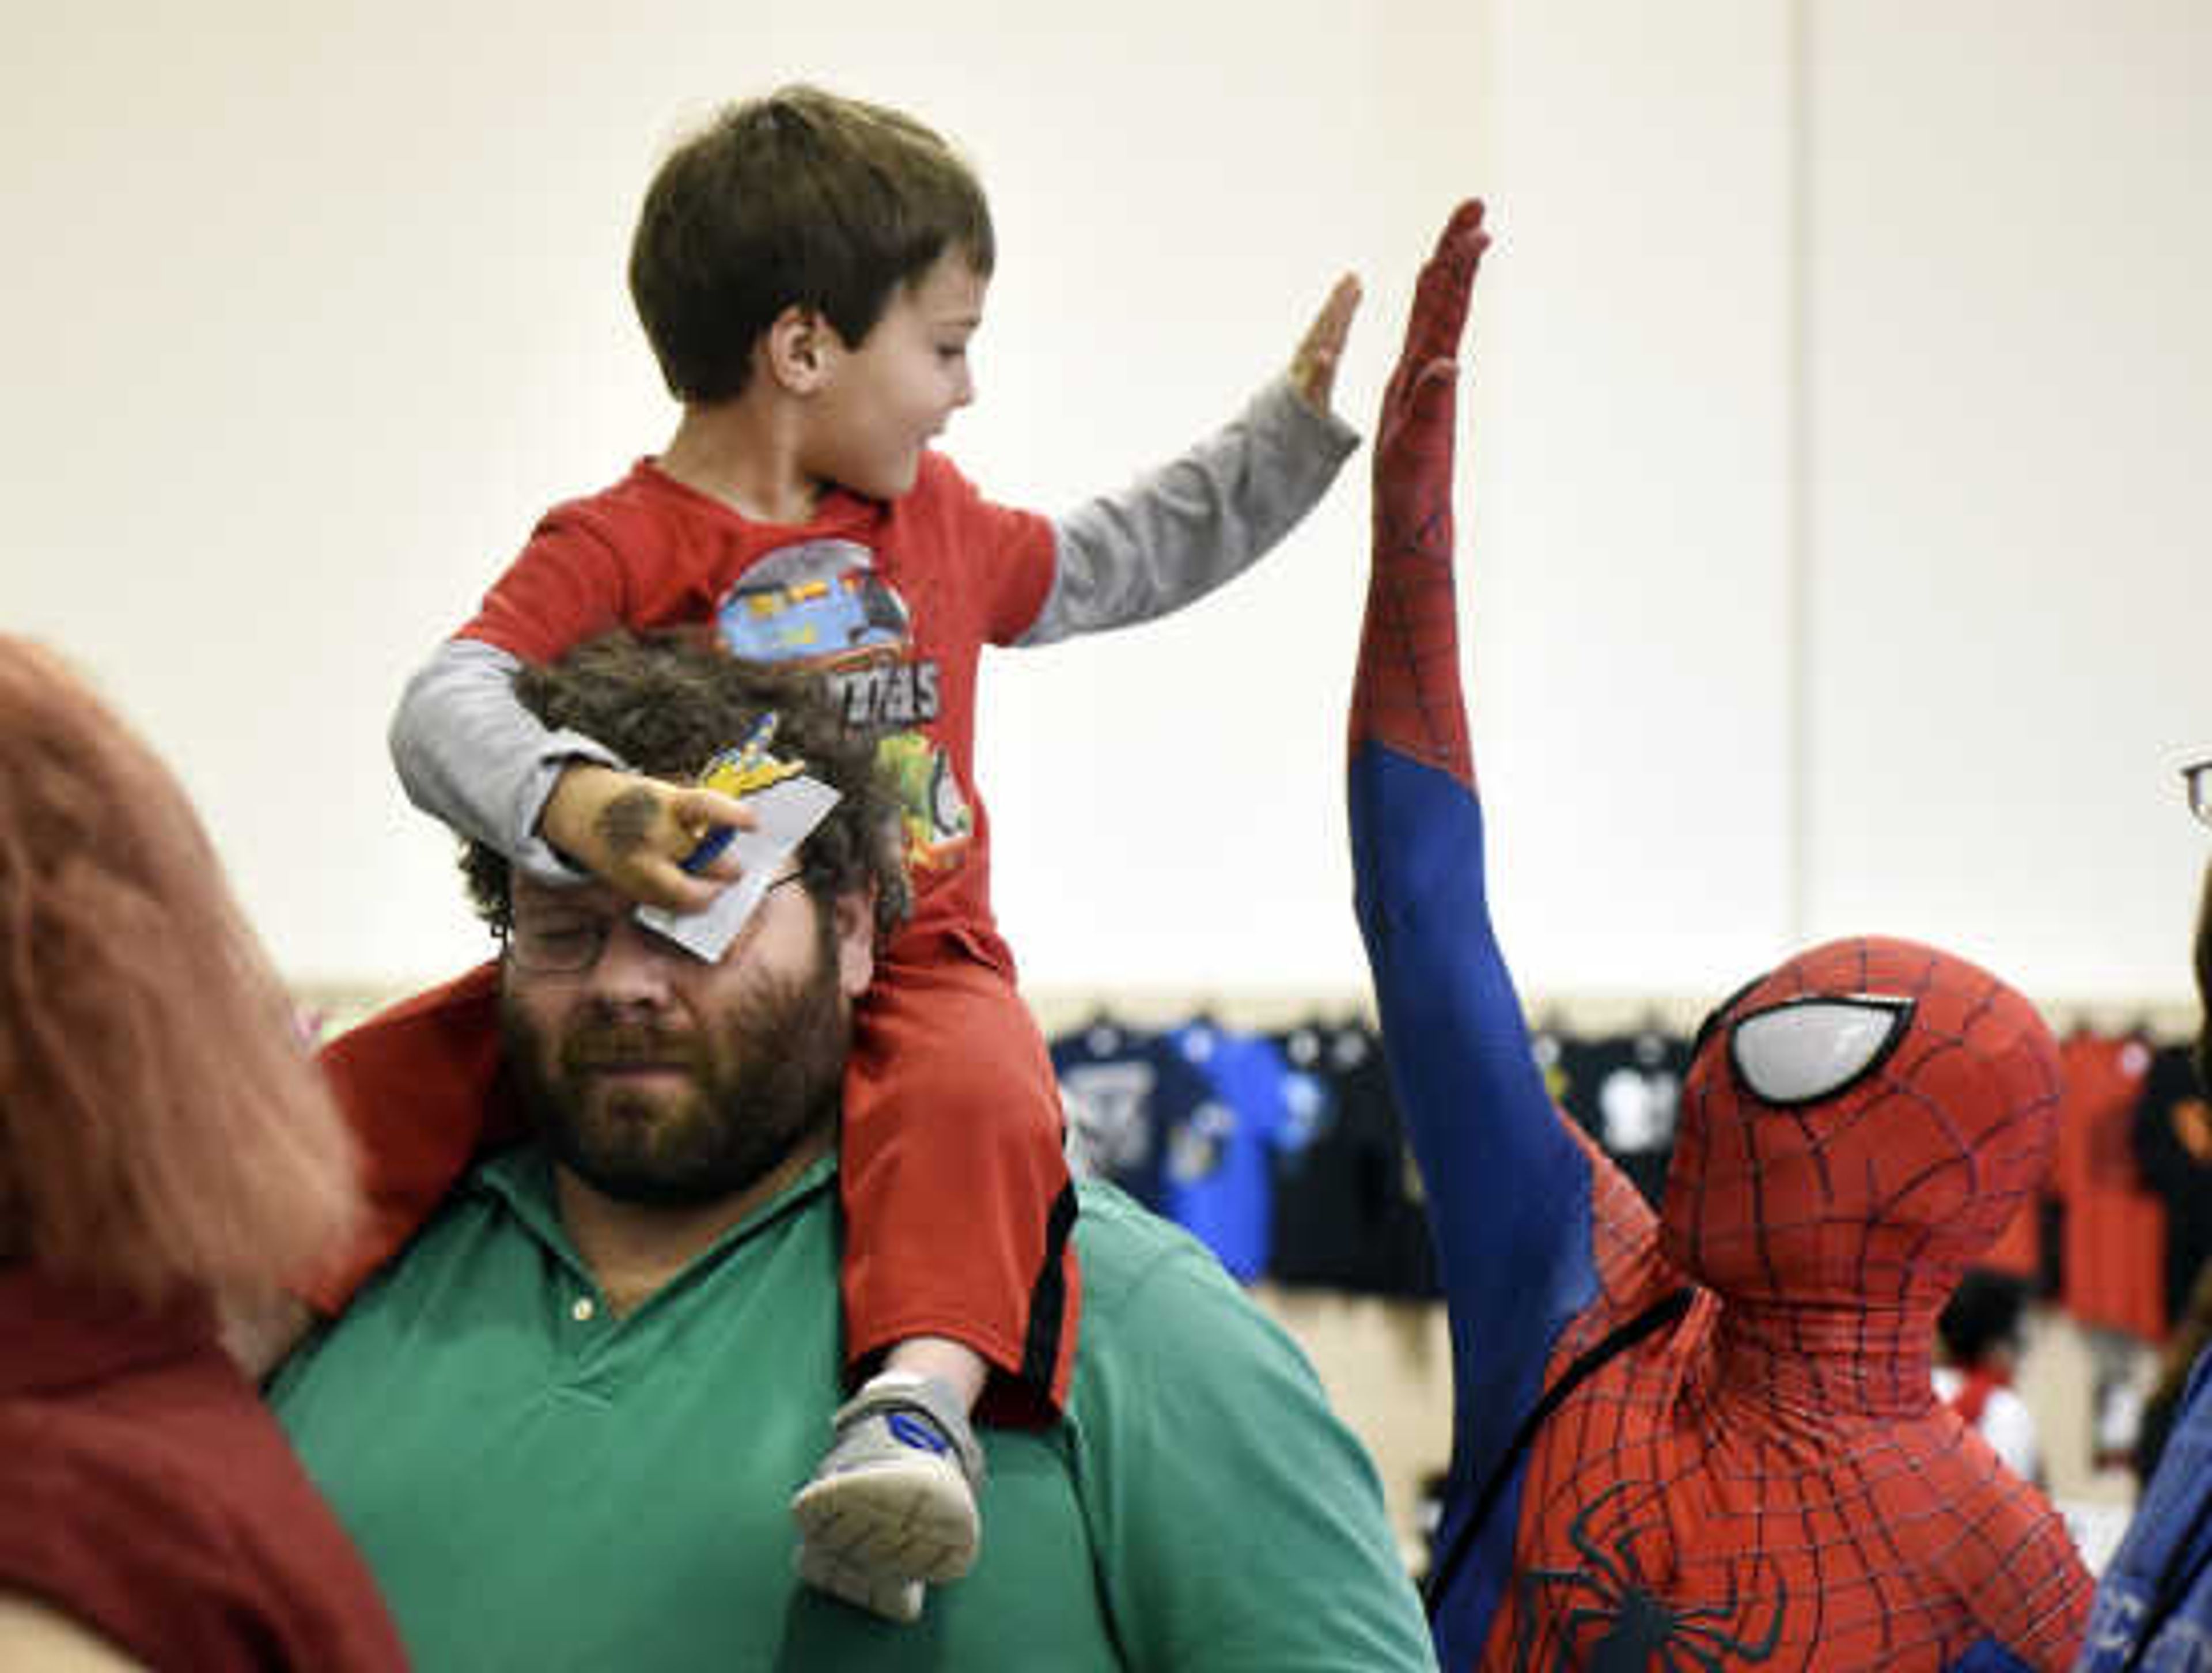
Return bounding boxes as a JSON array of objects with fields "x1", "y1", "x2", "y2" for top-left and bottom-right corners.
[
  {"x1": 1016, "y1": 372, "x2": 1361, "y2": 648},
  {"x1": 390, "y1": 637, "x2": 620, "y2": 885},
  {"x1": 393, "y1": 377, "x2": 1355, "y2": 875}
]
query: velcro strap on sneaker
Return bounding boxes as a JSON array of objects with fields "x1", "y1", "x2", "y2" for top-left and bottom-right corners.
[{"x1": 837, "y1": 1371, "x2": 987, "y2": 1492}]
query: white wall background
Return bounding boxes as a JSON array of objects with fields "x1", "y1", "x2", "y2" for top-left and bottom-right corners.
[{"x1": 6, "y1": 1, "x2": 2206, "y2": 1012}]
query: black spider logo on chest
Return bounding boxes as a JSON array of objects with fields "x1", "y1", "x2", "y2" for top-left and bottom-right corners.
[{"x1": 1512, "y1": 1481, "x2": 1787, "y2": 1671}]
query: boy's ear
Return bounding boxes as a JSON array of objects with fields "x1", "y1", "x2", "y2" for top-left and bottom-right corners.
[{"x1": 762, "y1": 303, "x2": 839, "y2": 395}]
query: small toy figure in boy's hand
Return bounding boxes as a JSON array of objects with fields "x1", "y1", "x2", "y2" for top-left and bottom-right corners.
[
  {"x1": 541, "y1": 709, "x2": 800, "y2": 918},
  {"x1": 537, "y1": 759, "x2": 757, "y2": 914}
]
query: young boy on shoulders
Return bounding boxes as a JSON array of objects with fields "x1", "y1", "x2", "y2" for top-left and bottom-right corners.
[{"x1": 334, "y1": 84, "x2": 1362, "y2": 1623}]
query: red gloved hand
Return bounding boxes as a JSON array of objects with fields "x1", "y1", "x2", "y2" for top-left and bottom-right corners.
[{"x1": 1350, "y1": 199, "x2": 1491, "y2": 787}]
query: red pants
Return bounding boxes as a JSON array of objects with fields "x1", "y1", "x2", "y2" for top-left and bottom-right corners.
[
  {"x1": 844, "y1": 932, "x2": 1078, "y2": 1423},
  {"x1": 308, "y1": 928, "x2": 1078, "y2": 1422}
]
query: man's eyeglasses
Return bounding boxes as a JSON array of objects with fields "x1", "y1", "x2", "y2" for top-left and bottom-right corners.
[
  {"x1": 2185, "y1": 759, "x2": 2212, "y2": 830},
  {"x1": 505, "y1": 872, "x2": 805, "y2": 974}
]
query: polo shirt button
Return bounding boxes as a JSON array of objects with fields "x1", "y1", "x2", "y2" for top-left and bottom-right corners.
[{"x1": 571, "y1": 1297, "x2": 596, "y2": 1323}]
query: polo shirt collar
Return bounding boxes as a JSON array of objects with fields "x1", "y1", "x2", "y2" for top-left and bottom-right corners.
[{"x1": 471, "y1": 1145, "x2": 839, "y2": 1290}]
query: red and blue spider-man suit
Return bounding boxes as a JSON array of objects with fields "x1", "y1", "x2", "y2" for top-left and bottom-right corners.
[{"x1": 1350, "y1": 201, "x2": 2092, "y2": 1672}]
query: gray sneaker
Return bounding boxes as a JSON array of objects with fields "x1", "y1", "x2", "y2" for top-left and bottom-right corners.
[{"x1": 790, "y1": 1371, "x2": 986, "y2": 1621}]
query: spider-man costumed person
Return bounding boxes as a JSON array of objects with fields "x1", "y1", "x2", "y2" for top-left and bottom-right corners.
[{"x1": 1350, "y1": 202, "x2": 2093, "y2": 1671}]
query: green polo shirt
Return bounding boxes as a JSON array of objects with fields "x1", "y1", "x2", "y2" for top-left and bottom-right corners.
[{"x1": 270, "y1": 1150, "x2": 1434, "y2": 1671}]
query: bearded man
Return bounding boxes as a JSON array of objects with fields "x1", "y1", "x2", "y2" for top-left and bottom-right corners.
[{"x1": 270, "y1": 630, "x2": 1432, "y2": 1673}]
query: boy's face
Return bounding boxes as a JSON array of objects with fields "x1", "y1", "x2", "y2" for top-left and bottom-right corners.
[{"x1": 806, "y1": 251, "x2": 985, "y2": 501}]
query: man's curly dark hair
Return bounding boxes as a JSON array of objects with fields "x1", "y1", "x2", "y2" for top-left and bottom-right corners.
[{"x1": 460, "y1": 630, "x2": 910, "y2": 944}]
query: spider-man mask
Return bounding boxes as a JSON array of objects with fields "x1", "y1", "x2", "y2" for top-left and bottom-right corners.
[{"x1": 1659, "y1": 937, "x2": 2062, "y2": 1314}]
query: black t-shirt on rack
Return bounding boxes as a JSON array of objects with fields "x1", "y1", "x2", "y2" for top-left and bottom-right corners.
[
  {"x1": 2135, "y1": 1042, "x2": 2212, "y2": 1323},
  {"x1": 1266, "y1": 1020, "x2": 1441, "y2": 1299},
  {"x1": 1552, "y1": 1028, "x2": 1687, "y2": 1209}
]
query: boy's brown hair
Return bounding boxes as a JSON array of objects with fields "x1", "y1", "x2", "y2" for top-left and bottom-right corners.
[{"x1": 629, "y1": 85, "x2": 996, "y2": 404}]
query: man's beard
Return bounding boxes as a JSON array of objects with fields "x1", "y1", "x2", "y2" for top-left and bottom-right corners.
[{"x1": 502, "y1": 923, "x2": 850, "y2": 1208}]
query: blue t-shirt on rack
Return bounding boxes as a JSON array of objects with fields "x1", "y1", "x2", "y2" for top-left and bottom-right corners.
[{"x1": 1158, "y1": 1020, "x2": 1322, "y2": 1283}]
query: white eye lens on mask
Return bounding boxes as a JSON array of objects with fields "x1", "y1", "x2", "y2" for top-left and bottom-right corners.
[{"x1": 1728, "y1": 995, "x2": 1915, "y2": 1107}]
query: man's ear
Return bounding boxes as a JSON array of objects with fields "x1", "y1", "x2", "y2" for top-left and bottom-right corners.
[
  {"x1": 832, "y1": 887, "x2": 877, "y2": 1000},
  {"x1": 761, "y1": 303, "x2": 840, "y2": 395}
]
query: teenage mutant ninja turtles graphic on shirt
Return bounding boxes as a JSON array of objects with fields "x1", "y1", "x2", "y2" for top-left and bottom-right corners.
[{"x1": 714, "y1": 538, "x2": 972, "y2": 874}]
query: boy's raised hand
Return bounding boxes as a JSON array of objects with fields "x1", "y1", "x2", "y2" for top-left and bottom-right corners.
[
  {"x1": 1289, "y1": 273, "x2": 1365, "y2": 415},
  {"x1": 539, "y1": 762, "x2": 756, "y2": 914}
]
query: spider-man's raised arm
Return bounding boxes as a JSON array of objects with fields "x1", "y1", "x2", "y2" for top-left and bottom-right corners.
[{"x1": 1347, "y1": 202, "x2": 1620, "y2": 1657}]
